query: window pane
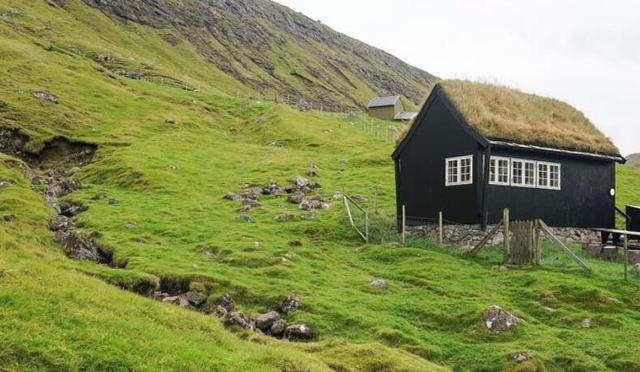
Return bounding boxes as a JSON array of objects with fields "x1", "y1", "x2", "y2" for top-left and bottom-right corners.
[
  {"x1": 550, "y1": 164, "x2": 560, "y2": 188},
  {"x1": 525, "y1": 162, "x2": 535, "y2": 186},
  {"x1": 490, "y1": 158, "x2": 496, "y2": 182},
  {"x1": 538, "y1": 164, "x2": 548, "y2": 187},
  {"x1": 447, "y1": 160, "x2": 458, "y2": 184},
  {"x1": 498, "y1": 159, "x2": 509, "y2": 183},
  {"x1": 512, "y1": 161, "x2": 523, "y2": 184},
  {"x1": 460, "y1": 158, "x2": 471, "y2": 182}
]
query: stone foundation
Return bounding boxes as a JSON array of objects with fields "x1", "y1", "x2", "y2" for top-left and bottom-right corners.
[{"x1": 407, "y1": 223, "x2": 599, "y2": 250}]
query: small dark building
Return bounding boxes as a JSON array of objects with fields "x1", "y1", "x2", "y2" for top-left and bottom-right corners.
[
  {"x1": 392, "y1": 80, "x2": 626, "y2": 229},
  {"x1": 367, "y1": 95, "x2": 417, "y2": 121}
]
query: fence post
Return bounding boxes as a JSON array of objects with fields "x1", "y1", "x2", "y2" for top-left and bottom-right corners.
[
  {"x1": 534, "y1": 219, "x2": 541, "y2": 265},
  {"x1": 402, "y1": 205, "x2": 406, "y2": 246},
  {"x1": 438, "y1": 211, "x2": 443, "y2": 247},
  {"x1": 503, "y1": 208, "x2": 510, "y2": 263},
  {"x1": 624, "y1": 233, "x2": 629, "y2": 281}
]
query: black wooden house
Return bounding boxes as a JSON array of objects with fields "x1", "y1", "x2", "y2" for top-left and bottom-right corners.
[{"x1": 392, "y1": 80, "x2": 626, "y2": 229}]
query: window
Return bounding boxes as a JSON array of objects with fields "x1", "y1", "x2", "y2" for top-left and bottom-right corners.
[
  {"x1": 489, "y1": 157, "x2": 510, "y2": 185},
  {"x1": 511, "y1": 159, "x2": 536, "y2": 187},
  {"x1": 537, "y1": 161, "x2": 561, "y2": 190},
  {"x1": 445, "y1": 155, "x2": 473, "y2": 186}
]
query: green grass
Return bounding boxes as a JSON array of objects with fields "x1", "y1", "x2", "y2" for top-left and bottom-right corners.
[{"x1": 2, "y1": 1, "x2": 640, "y2": 371}]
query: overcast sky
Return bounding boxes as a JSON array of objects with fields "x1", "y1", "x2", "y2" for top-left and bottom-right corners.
[{"x1": 276, "y1": 0, "x2": 640, "y2": 155}]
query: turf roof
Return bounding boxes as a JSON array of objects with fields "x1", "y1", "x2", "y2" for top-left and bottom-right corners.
[{"x1": 397, "y1": 80, "x2": 620, "y2": 156}]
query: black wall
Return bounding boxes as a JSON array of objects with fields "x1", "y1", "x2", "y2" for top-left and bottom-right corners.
[
  {"x1": 485, "y1": 148, "x2": 616, "y2": 228},
  {"x1": 394, "y1": 91, "x2": 483, "y2": 225}
]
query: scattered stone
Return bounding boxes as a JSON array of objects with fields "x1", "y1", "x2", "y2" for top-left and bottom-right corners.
[
  {"x1": 369, "y1": 278, "x2": 388, "y2": 289},
  {"x1": 289, "y1": 240, "x2": 303, "y2": 247},
  {"x1": 60, "y1": 232, "x2": 111, "y2": 264},
  {"x1": 270, "y1": 319, "x2": 287, "y2": 336},
  {"x1": 284, "y1": 324, "x2": 314, "y2": 341},
  {"x1": 123, "y1": 223, "x2": 137, "y2": 230},
  {"x1": 299, "y1": 200, "x2": 315, "y2": 210},
  {"x1": 241, "y1": 198, "x2": 261, "y2": 209},
  {"x1": 94, "y1": 54, "x2": 111, "y2": 63},
  {"x1": 152, "y1": 291, "x2": 170, "y2": 301},
  {"x1": 32, "y1": 90, "x2": 59, "y2": 104},
  {"x1": 108, "y1": 198, "x2": 119, "y2": 205},
  {"x1": 309, "y1": 194, "x2": 324, "y2": 202},
  {"x1": 239, "y1": 214, "x2": 254, "y2": 223},
  {"x1": 169, "y1": 164, "x2": 178, "y2": 171},
  {"x1": 165, "y1": 118, "x2": 176, "y2": 124},
  {"x1": 320, "y1": 202, "x2": 331, "y2": 210},
  {"x1": 307, "y1": 163, "x2": 319, "y2": 177},
  {"x1": 256, "y1": 311, "x2": 280, "y2": 331},
  {"x1": 287, "y1": 192, "x2": 305, "y2": 204},
  {"x1": 224, "y1": 311, "x2": 255, "y2": 330},
  {"x1": 280, "y1": 294, "x2": 301, "y2": 314},
  {"x1": 351, "y1": 194, "x2": 368, "y2": 203},
  {"x1": 483, "y1": 305, "x2": 520, "y2": 333},
  {"x1": 634, "y1": 263, "x2": 640, "y2": 275},
  {"x1": 512, "y1": 352, "x2": 533, "y2": 363},
  {"x1": 45, "y1": 179, "x2": 82, "y2": 198},
  {"x1": 224, "y1": 192, "x2": 243, "y2": 201},
  {"x1": 241, "y1": 186, "x2": 263, "y2": 200},
  {"x1": 59, "y1": 200, "x2": 87, "y2": 217},
  {"x1": 217, "y1": 294, "x2": 235, "y2": 313},
  {"x1": 48, "y1": 215, "x2": 73, "y2": 232},
  {"x1": 185, "y1": 291, "x2": 208, "y2": 307},
  {"x1": 581, "y1": 318, "x2": 592, "y2": 328},
  {"x1": 163, "y1": 295, "x2": 190, "y2": 307},
  {"x1": 91, "y1": 191, "x2": 108, "y2": 200},
  {"x1": 262, "y1": 181, "x2": 285, "y2": 196},
  {"x1": 275, "y1": 212, "x2": 296, "y2": 221},
  {"x1": 332, "y1": 191, "x2": 343, "y2": 200},
  {"x1": 0, "y1": 178, "x2": 15, "y2": 188}
]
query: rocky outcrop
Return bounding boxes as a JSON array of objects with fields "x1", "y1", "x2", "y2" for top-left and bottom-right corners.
[{"x1": 483, "y1": 305, "x2": 520, "y2": 334}]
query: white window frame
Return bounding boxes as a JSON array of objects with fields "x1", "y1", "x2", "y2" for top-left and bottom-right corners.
[
  {"x1": 537, "y1": 161, "x2": 561, "y2": 190},
  {"x1": 489, "y1": 156, "x2": 511, "y2": 186},
  {"x1": 445, "y1": 155, "x2": 473, "y2": 186},
  {"x1": 511, "y1": 158, "x2": 537, "y2": 188}
]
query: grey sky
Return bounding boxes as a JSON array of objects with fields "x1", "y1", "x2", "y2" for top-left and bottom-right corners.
[{"x1": 276, "y1": 0, "x2": 640, "y2": 155}]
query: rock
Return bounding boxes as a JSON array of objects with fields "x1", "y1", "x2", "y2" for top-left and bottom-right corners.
[
  {"x1": 332, "y1": 191, "x2": 343, "y2": 200},
  {"x1": 512, "y1": 352, "x2": 533, "y2": 363},
  {"x1": 351, "y1": 194, "x2": 368, "y2": 203},
  {"x1": 483, "y1": 305, "x2": 520, "y2": 333},
  {"x1": 61, "y1": 232, "x2": 111, "y2": 264},
  {"x1": 32, "y1": 90, "x2": 59, "y2": 104},
  {"x1": 369, "y1": 278, "x2": 388, "y2": 289},
  {"x1": 48, "y1": 215, "x2": 73, "y2": 232},
  {"x1": 309, "y1": 194, "x2": 324, "y2": 202},
  {"x1": 217, "y1": 294, "x2": 235, "y2": 313},
  {"x1": 91, "y1": 191, "x2": 108, "y2": 200},
  {"x1": 59, "y1": 201, "x2": 87, "y2": 217},
  {"x1": 581, "y1": 318, "x2": 592, "y2": 328},
  {"x1": 169, "y1": 164, "x2": 178, "y2": 171},
  {"x1": 123, "y1": 223, "x2": 136, "y2": 230},
  {"x1": 280, "y1": 294, "x2": 301, "y2": 314},
  {"x1": 163, "y1": 295, "x2": 190, "y2": 307},
  {"x1": 185, "y1": 291, "x2": 208, "y2": 307},
  {"x1": 275, "y1": 212, "x2": 296, "y2": 221},
  {"x1": 307, "y1": 163, "x2": 319, "y2": 177},
  {"x1": 262, "y1": 181, "x2": 285, "y2": 195},
  {"x1": 634, "y1": 263, "x2": 640, "y2": 275},
  {"x1": 287, "y1": 192, "x2": 305, "y2": 204},
  {"x1": 45, "y1": 179, "x2": 82, "y2": 198},
  {"x1": 0, "y1": 178, "x2": 15, "y2": 188},
  {"x1": 270, "y1": 319, "x2": 287, "y2": 336},
  {"x1": 165, "y1": 118, "x2": 176, "y2": 124},
  {"x1": 31, "y1": 176, "x2": 43, "y2": 186},
  {"x1": 299, "y1": 200, "x2": 319, "y2": 210},
  {"x1": 94, "y1": 54, "x2": 111, "y2": 63},
  {"x1": 255, "y1": 311, "x2": 280, "y2": 331},
  {"x1": 108, "y1": 198, "x2": 119, "y2": 205},
  {"x1": 320, "y1": 202, "x2": 331, "y2": 210},
  {"x1": 284, "y1": 324, "x2": 314, "y2": 341},
  {"x1": 224, "y1": 192, "x2": 242, "y2": 201},
  {"x1": 239, "y1": 214, "x2": 254, "y2": 223},
  {"x1": 152, "y1": 291, "x2": 170, "y2": 301},
  {"x1": 241, "y1": 186, "x2": 263, "y2": 200},
  {"x1": 289, "y1": 240, "x2": 303, "y2": 247},
  {"x1": 224, "y1": 311, "x2": 255, "y2": 330}
]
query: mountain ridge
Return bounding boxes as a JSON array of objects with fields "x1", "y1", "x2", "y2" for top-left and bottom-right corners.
[{"x1": 77, "y1": 0, "x2": 437, "y2": 110}]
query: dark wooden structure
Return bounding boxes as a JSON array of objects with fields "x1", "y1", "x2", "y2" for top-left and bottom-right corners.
[{"x1": 392, "y1": 84, "x2": 626, "y2": 229}]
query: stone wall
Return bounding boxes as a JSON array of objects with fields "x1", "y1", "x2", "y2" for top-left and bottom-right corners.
[{"x1": 407, "y1": 223, "x2": 599, "y2": 250}]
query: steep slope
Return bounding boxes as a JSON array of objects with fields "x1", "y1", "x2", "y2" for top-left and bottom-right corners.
[
  {"x1": 626, "y1": 153, "x2": 640, "y2": 168},
  {"x1": 71, "y1": 0, "x2": 437, "y2": 111}
]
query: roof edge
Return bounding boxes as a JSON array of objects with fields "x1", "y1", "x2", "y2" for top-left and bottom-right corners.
[{"x1": 489, "y1": 140, "x2": 626, "y2": 163}]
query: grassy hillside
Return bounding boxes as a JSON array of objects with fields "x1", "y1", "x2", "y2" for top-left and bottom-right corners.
[{"x1": 2, "y1": 1, "x2": 640, "y2": 371}]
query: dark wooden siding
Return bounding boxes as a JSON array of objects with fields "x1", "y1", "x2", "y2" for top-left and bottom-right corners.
[
  {"x1": 394, "y1": 93, "x2": 483, "y2": 226},
  {"x1": 485, "y1": 148, "x2": 616, "y2": 228}
]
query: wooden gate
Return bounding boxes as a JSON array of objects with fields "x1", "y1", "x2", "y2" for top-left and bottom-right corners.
[{"x1": 507, "y1": 220, "x2": 541, "y2": 265}]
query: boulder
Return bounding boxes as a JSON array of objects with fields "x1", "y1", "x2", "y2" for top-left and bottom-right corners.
[
  {"x1": 483, "y1": 305, "x2": 520, "y2": 333},
  {"x1": 255, "y1": 311, "x2": 280, "y2": 331},
  {"x1": 224, "y1": 192, "x2": 242, "y2": 201},
  {"x1": 280, "y1": 294, "x2": 301, "y2": 314},
  {"x1": 48, "y1": 215, "x2": 73, "y2": 232},
  {"x1": 270, "y1": 319, "x2": 287, "y2": 337},
  {"x1": 369, "y1": 278, "x2": 388, "y2": 289},
  {"x1": 275, "y1": 212, "x2": 296, "y2": 221},
  {"x1": 284, "y1": 324, "x2": 314, "y2": 341},
  {"x1": 163, "y1": 295, "x2": 190, "y2": 307}
]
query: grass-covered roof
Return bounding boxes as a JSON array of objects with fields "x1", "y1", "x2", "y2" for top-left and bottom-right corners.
[{"x1": 398, "y1": 80, "x2": 620, "y2": 156}]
